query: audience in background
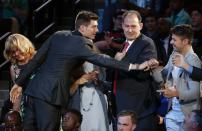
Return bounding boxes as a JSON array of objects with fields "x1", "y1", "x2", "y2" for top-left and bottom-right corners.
[
  {"x1": 0, "y1": 0, "x2": 29, "y2": 33},
  {"x1": 95, "y1": 10, "x2": 126, "y2": 57},
  {"x1": 167, "y1": 0, "x2": 191, "y2": 26},
  {"x1": 156, "y1": 17, "x2": 173, "y2": 66},
  {"x1": 102, "y1": 0, "x2": 143, "y2": 32},
  {"x1": 191, "y1": 6, "x2": 202, "y2": 60}
]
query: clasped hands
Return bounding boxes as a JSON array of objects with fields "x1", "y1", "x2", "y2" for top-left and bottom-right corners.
[
  {"x1": 130, "y1": 58, "x2": 159, "y2": 71},
  {"x1": 75, "y1": 70, "x2": 99, "y2": 86}
]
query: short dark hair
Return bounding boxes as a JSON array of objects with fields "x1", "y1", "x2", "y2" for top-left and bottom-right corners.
[
  {"x1": 75, "y1": 11, "x2": 99, "y2": 29},
  {"x1": 192, "y1": 110, "x2": 202, "y2": 129},
  {"x1": 62, "y1": 108, "x2": 83, "y2": 124},
  {"x1": 170, "y1": 24, "x2": 193, "y2": 43},
  {"x1": 117, "y1": 110, "x2": 138, "y2": 124},
  {"x1": 122, "y1": 10, "x2": 142, "y2": 23}
]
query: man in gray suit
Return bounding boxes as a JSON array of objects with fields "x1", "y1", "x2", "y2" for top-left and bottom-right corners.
[
  {"x1": 156, "y1": 24, "x2": 201, "y2": 131},
  {"x1": 9, "y1": 11, "x2": 156, "y2": 131}
]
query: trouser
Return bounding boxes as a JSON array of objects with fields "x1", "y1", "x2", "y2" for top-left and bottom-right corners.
[{"x1": 23, "y1": 96, "x2": 61, "y2": 131}]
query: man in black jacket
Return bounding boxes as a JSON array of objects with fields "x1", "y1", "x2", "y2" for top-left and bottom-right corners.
[{"x1": 9, "y1": 11, "x2": 156, "y2": 131}]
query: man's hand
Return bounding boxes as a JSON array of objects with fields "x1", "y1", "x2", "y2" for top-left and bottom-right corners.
[
  {"x1": 139, "y1": 61, "x2": 149, "y2": 70},
  {"x1": 147, "y1": 58, "x2": 159, "y2": 69},
  {"x1": 160, "y1": 86, "x2": 179, "y2": 98},
  {"x1": 76, "y1": 70, "x2": 99, "y2": 85},
  {"x1": 139, "y1": 58, "x2": 159, "y2": 71},
  {"x1": 115, "y1": 51, "x2": 126, "y2": 61},
  {"x1": 172, "y1": 53, "x2": 186, "y2": 68},
  {"x1": 10, "y1": 84, "x2": 22, "y2": 103}
]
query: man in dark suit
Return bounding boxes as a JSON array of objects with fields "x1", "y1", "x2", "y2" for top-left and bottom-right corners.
[
  {"x1": 9, "y1": 11, "x2": 154, "y2": 131},
  {"x1": 114, "y1": 10, "x2": 158, "y2": 131}
]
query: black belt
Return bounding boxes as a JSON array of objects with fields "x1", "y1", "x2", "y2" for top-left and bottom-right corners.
[{"x1": 179, "y1": 99, "x2": 197, "y2": 105}]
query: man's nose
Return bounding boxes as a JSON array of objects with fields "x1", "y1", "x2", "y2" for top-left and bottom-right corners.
[{"x1": 128, "y1": 28, "x2": 133, "y2": 32}]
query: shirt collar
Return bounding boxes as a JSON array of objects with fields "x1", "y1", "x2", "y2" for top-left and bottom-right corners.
[{"x1": 126, "y1": 40, "x2": 134, "y2": 46}]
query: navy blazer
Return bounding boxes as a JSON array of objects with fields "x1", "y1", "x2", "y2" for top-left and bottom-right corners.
[
  {"x1": 15, "y1": 30, "x2": 130, "y2": 106},
  {"x1": 116, "y1": 34, "x2": 158, "y2": 118}
]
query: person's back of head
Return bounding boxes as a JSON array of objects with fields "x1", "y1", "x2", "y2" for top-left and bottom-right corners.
[
  {"x1": 4, "y1": 110, "x2": 22, "y2": 131},
  {"x1": 117, "y1": 110, "x2": 137, "y2": 131},
  {"x1": 62, "y1": 109, "x2": 82, "y2": 131},
  {"x1": 184, "y1": 110, "x2": 202, "y2": 131}
]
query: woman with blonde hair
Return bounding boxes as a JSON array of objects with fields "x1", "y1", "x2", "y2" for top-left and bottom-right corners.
[{"x1": 3, "y1": 34, "x2": 36, "y2": 113}]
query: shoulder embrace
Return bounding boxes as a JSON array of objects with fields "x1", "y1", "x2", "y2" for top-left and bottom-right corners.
[{"x1": 187, "y1": 53, "x2": 201, "y2": 68}]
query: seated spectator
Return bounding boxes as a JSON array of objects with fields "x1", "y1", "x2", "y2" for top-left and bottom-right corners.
[
  {"x1": 156, "y1": 17, "x2": 173, "y2": 66},
  {"x1": 142, "y1": 12, "x2": 158, "y2": 40},
  {"x1": 167, "y1": 0, "x2": 191, "y2": 26},
  {"x1": 95, "y1": 10, "x2": 126, "y2": 57},
  {"x1": 4, "y1": 110, "x2": 22, "y2": 131},
  {"x1": 191, "y1": 6, "x2": 202, "y2": 59},
  {"x1": 183, "y1": 110, "x2": 202, "y2": 131},
  {"x1": 62, "y1": 109, "x2": 82, "y2": 131},
  {"x1": 0, "y1": 0, "x2": 29, "y2": 33},
  {"x1": 117, "y1": 110, "x2": 137, "y2": 131},
  {"x1": 102, "y1": 0, "x2": 143, "y2": 32}
]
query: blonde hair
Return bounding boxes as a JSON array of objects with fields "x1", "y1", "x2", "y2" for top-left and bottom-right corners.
[{"x1": 4, "y1": 34, "x2": 36, "y2": 64}]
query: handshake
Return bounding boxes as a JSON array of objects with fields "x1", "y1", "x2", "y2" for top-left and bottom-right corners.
[{"x1": 129, "y1": 58, "x2": 159, "y2": 71}]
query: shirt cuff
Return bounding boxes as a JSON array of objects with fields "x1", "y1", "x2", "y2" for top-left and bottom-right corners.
[{"x1": 186, "y1": 65, "x2": 193, "y2": 74}]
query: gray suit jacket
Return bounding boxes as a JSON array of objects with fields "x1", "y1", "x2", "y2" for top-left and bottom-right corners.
[{"x1": 162, "y1": 48, "x2": 201, "y2": 115}]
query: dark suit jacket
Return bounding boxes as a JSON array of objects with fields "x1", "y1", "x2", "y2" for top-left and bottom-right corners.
[
  {"x1": 116, "y1": 34, "x2": 158, "y2": 118},
  {"x1": 15, "y1": 30, "x2": 130, "y2": 106},
  {"x1": 190, "y1": 66, "x2": 202, "y2": 81}
]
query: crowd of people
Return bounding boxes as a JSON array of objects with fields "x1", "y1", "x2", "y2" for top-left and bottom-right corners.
[{"x1": 0, "y1": 0, "x2": 202, "y2": 131}]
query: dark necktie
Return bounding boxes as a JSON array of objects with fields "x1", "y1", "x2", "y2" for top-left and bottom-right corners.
[{"x1": 113, "y1": 42, "x2": 129, "y2": 94}]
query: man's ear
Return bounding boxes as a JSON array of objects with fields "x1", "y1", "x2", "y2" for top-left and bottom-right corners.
[
  {"x1": 139, "y1": 22, "x2": 143, "y2": 30},
  {"x1": 79, "y1": 25, "x2": 86, "y2": 33},
  {"x1": 182, "y1": 38, "x2": 189, "y2": 45}
]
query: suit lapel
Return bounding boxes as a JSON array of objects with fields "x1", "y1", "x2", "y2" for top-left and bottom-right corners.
[{"x1": 124, "y1": 35, "x2": 144, "y2": 62}]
